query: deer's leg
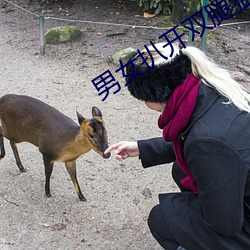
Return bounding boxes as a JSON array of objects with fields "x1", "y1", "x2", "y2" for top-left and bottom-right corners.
[
  {"x1": 10, "y1": 141, "x2": 25, "y2": 172},
  {"x1": 43, "y1": 155, "x2": 54, "y2": 198},
  {"x1": 65, "y1": 161, "x2": 86, "y2": 202},
  {"x1": 0, "y1": 127, "x2": 5, "y2": 159}
]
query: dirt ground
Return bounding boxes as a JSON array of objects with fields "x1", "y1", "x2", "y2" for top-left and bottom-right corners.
[{"x1": 0, "y1": 0, "x2": 250, "y2": 249}]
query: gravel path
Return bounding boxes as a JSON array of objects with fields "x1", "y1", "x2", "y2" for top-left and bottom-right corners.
[{"x1": 0, "y1": 1, "x2": 249, "y2": 249}]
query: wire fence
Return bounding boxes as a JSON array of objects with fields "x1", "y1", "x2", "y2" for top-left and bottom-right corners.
[
  {"x1": 4, "y1": 0, "x2": 250, "y2": 28},
  {"x1": 4, "y1": 0, "x2": 171, "y2": 30},
  {"x1": 2, "y1": 0, "x2": 250, "y2": 55}
]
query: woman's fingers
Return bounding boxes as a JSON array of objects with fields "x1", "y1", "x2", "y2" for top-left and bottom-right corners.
[
  {"x1": 104, "y1": 141, "x2": 138, "y2": 160},
  {"x1": 104, "y1": 142, "x2": 126, "y2": 154}
]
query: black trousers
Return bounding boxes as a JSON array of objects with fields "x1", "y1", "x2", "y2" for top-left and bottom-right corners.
[
  {"x1": 148, "y1": 162, "x2": 250, "y2": 250},
  {"x1": 148, "y1": 162, "x2": 188, "y2": 250}
]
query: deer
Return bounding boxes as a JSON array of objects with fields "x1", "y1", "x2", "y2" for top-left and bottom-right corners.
[{"x1": 0, "y1": 94, "x2": 111, "y2": 201}]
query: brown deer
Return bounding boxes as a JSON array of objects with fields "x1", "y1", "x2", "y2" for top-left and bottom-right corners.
[{"x1": 0, "y1": 94, "x2": 110, "y2": 201}]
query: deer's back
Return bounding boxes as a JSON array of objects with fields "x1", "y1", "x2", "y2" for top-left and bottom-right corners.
[{"x1": 0, "y1": 94, "x2": 79, "y2": 148}]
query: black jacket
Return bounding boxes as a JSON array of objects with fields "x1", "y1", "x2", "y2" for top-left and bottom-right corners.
[{"x1": 138, "y1": 84, "x2": 250, "y2": 250}]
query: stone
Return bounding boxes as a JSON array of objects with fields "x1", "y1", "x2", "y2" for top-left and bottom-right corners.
[
  {"x1": 112, "y1": 47, "x2": 137, "y2": 66},
  {"x1": 142, "y1": 187, "x2": 152, "y2": 198},
  {"x1": 231, "y1": 71, "x2": 247, "y2": 82},
  {"x1": 45, "y1": 26, "x2": 82, "y2": 44},
  {"x1": 236, "y1": 65, "x2": 250, "y2": 76}
]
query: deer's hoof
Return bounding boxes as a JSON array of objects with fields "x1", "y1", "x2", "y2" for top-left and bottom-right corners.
[
  {"x1": 46, "y1": 193, "x2": 52, "y2": 198},
  {"x1": 79, "y1": 196, "x2": 87, "y2": 202}
]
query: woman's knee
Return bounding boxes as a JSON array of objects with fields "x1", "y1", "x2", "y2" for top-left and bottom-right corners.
[
  {"x1": 148, "y1": 205, "x2": 179, "y2": 249},
  {"x1": 148, "y1": 204, "x2": 161, "y2": 233}
]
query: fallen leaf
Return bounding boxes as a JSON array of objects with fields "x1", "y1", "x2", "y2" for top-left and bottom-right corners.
[
  {"x1": 143, "y1": 12, "x2": 155, "y2": 18},
  {"x1": 51, "y1": 223, "x2": 67, "y2": 231}
]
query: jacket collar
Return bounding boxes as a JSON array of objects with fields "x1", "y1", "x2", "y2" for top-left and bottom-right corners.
[{"x1": 179, "y1": 83, "x2": 220, "y2": 140}]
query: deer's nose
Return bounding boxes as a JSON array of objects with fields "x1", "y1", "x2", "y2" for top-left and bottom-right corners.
[{"x1": 103, "y1": 152, "x2": 111, "y2": 159}]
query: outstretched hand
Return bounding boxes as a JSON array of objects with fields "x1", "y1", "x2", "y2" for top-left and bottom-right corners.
[{"x1": 104, "y1": 141, "x2": 139, "y2": 160}]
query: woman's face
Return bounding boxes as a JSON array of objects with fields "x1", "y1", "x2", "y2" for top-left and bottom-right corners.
[{"x1": 145, "y1": 102, "x2": 166, "y2": 112}]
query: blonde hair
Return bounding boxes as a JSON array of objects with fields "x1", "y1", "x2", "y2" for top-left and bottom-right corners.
[{"x1": 141, "y1": 43, "x2": 250, "y2": 113}]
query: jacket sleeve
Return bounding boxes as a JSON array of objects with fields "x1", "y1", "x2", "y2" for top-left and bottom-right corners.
[
  {"x1": 185, "y1": 136, "x2": 249, "y2": 237},
  {"x1": 137, "y1": 137, "x2": 175, "y2": 168}
]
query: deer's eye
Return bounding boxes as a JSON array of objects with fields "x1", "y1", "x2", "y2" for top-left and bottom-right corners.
[{"x1": 89, "y1": 133, "x2": 94, "y2": 139}]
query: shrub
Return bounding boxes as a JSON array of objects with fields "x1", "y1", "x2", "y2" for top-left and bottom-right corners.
[
  {"x1": 136, "y1": 0, "x2": 250, "y2": 16},
  {"x1": 136, "y1": 0, "x2": 172, "y2": 15}
]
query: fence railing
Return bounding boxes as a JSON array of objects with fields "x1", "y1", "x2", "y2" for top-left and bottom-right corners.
[{"x1": 2, "y1": 0, "x2": 250, "y2": 55}]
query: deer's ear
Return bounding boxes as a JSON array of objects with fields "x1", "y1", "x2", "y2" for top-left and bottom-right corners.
[
  {"x1": 76, "y1": 111, "x2": 85, "y2": 125},
  {"x1": 92, "y1": 106, "x2": 102, "y2": 118}
]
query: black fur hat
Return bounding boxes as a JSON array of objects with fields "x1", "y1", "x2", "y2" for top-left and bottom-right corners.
[{"x1": 126, "y1": 52, "x2": 192, "y2": 103}]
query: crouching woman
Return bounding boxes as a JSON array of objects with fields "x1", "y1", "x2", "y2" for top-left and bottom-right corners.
[{"x1": 105, "y1": 43, "x2": 250, "y2": 250}]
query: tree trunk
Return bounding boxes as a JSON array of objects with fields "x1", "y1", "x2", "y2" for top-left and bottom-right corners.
[{"x1": 171, "y1": 0, "x2": 199, "y2": 24}]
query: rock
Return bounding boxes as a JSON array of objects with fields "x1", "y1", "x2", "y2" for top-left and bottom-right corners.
[
  {"x1": 231, "y1": 71, "x2": 247, "y2": 82},
  {"x1": 133, "y1": 197, "x2": 140, "y2": 205},
  {"x1": 112, "y1": 47, "x2": 137, "y2": 66},
  {"x1": 236, "y1": 65, "x2": 250, "y2": 76},
  {"x1": 45, "y1": 26, "x2": 82, "y2": 44},
  {"x1": 39, "y1": 223, "x2": 50, "y2": 228},
  {"x1": 142, "y1": 187, "x2": 152, "y2": 198}
]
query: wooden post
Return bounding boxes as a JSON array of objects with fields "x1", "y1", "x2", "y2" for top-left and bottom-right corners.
[
  {"x1": 188, "y1": 28, "x2": 194, "y2": 46},
  {"x1": 0, "y1": 0, "x2": 5, "y2": 8},
  {"x1": 39, "y1": 11, "x2": 45, "y2": 55},
  {"x1": 202, "y1": 0, "x2": 208, "y2": 51}
]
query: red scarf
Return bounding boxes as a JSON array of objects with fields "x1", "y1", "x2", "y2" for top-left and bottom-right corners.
[{"x1": 158, "y1": 73, "x2": 200, "y2": 194}]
